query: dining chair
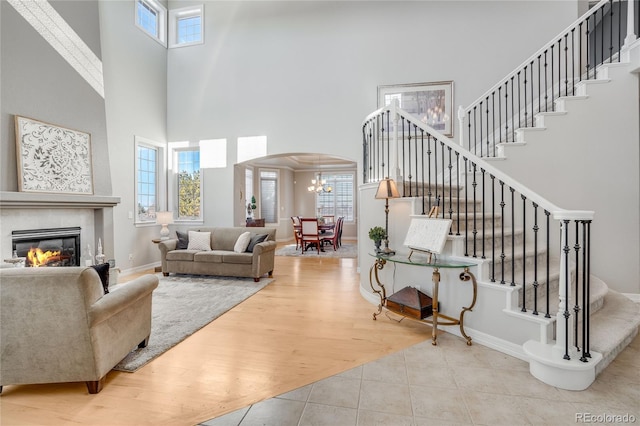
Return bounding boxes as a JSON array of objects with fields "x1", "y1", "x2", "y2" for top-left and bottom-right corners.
[
  {"x1": 337, "y1": 216, "x2": 344, "y2": 247},
  {"x1": 320, "y1": 216, "x2": 341, "y2": 251},
  {"x1": 291, "y1": 216, "x2": 302, "y2": 250},
  {"x1": 300, "y1": 218, "x2": 321, "y2": 254}
]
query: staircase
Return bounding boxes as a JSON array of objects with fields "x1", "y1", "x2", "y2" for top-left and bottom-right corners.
[{"x1": 359, "y1": 0, "x2": 640, "y2": 391}]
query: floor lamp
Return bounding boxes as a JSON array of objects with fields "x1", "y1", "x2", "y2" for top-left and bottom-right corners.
[{"x1": 375, "y1": 177, "x2": 400, "y2": 255}]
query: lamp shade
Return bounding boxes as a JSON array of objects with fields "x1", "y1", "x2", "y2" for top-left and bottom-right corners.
[
  {"x1": 156, "y1": 211, "x2": 174, "y2": 225},
  {"x1": 375, "y1": 178, "x2": 400, "y2": 199}
]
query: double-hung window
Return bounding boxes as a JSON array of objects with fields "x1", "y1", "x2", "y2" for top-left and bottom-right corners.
[
  {"x1": 135, "y1": 0, "x2": 167, "y2": 47},
  {"x1": 316, "y1": 173, "x2": 355, "y2": 221},
  {"x1": 259, "y1": 170, "x2": 278, "y2": 224},
  {"x1": 135, "y1": 136, "x2": 166, "y2": 224},
  {"x1": 175, "y1": 149, "x2": 202, "y2": 221},
  {"x1": 169, "y1": 5, "x2": 204, "y2": 48}
]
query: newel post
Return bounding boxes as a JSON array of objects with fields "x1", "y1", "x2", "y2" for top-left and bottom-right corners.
[{"x1": 624, "y1": 0, "x2": 637, "y2": 47}]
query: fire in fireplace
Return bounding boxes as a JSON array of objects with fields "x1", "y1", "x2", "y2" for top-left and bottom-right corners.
[{"x1": 12, "y1": 227, "x2": 81, "y2": 267}]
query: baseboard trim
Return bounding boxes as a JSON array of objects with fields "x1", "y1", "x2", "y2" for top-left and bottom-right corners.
[
  {"x1": 119, "y1": 262, "x2": 160, "y2": 277},
  {"x1": 622, "y1": 293, "x2": 640, "y2": 303}
]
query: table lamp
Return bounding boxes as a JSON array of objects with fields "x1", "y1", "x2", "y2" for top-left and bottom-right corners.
[
  {"x1": 156, "y1": 211, "x2": 174, "y2": 240},
  {"x1": 375, "y1": 177, "x2": 400, "y2": 255}
]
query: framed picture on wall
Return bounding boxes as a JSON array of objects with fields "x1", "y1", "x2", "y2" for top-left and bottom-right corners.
[
  {"x1": 377, "y1": 81, "x2": 454, "y2": 137},
  {"x1": 15, "y1": 115, "x2": 94, "y2": 195}
]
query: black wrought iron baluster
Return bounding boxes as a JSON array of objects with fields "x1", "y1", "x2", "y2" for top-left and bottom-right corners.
[
  {"x1": 434, "y1": 138, "x2": 440, "y2": 209},
  {"x1": 386, "y1": 110, "x2": 390, "y2": 179},
  {"x1": 617, "y1": 0, "x2": 621, "y2": 61},
  {"x1": 402, "y1": 120, "x2": 406, "y2": 188},
  {"x1": 481, "y1": 168, "x2": 486, "y2": 259},
  {"x1": 414, "y1": 124, "x2": 419, "y2": 199},
  {"x1": 523, "y1": 67, "x2": 528, "y2": 128},
  {"x1": 600, "y1": 6, "x2": 604, "y2": 67},
  {"x1": 544, "y1": 50, "x2": 549, "y2": 112},
  {"x1": 500, "y1": 181, "x2": 506, "y2": 284},
  {"x1": 571, "y1": 29, "x2": 575, "y2": 96},
  {"x1": 585, "y1": 17, "x2": 591, "y2": 80},
  {"x1": 485, "y1": 96, "x2": 490, "y2": 156},
  {"x1": 504, "y1": 82, "x2": 510, "y2": 141},
  {"x1": 579, "y1": 22, "x2": 584, "y2": 83},
  {"x1": 510, "y1": 187, "x2": 515, "y2": 286},
  {"x1": 517, "y1": 71, "x2": 522, "y2": 130},
  {"x1": 498, "y1": 87, "x2": 503, "y2": 145},
  {"x1": 478, "y1": 101, "x2": 483, "y2": 157},
  {"x1": 473, "y1": 106, "x2": 478, "y2": 156},
  {"x1": 467, "y1": 110, "x2": 472, "y2": 152},
  {"x1": 529, "y1": 61, "x2": 534, "y2": 125},
  {"x1": 583, "y1": 220, "x2": 592, "y2": 360},
  {"x1": 448, "y1": 146, "x2": 453, "y2": 226},
  {"x1": 456, "y1": 151, "x2": 460, "y2": 236},
  {"x1": 464, "y1": 157, "x2": 469, "y2": 257},
  {"x1": 609, "y1": 1, "x2": 614, "y2": 63},
  {"x1": 441, "y1": 141, "x2": 445, "y2": 220},
  {"x1": 491, "y1": 175, "x2": 496, "y2": 281},
  {"x1": 427, "y1": 134, "x2": 432, "y2": 209},
  {"x1": 557, "y1": 39, "x2": 562, "y2": 101},
  {"x1": 574, "y1": 221, "x2": 581, "y2": 352},
  {"x1": 545, "y1": 210, "x2": 551, "y2": 318},
  {"x1": 564, "y1": 34, "x2": 569, "y2": 97},
  {"x1": 551, "y1": 44, "x2": 555, "y2": 111},
  {"x1": 537, "y1": 56, "x2": 542, "y2": 114},
  {"x1": 532, "y1": 203, "x2": 539, "y2": 315},
  {"x1": 563, "y1": 219, "x2": 571, "y2": 360},
  {"x1": 421, "y1": 129, "x2": 426, "y2": 215},
  {"x1": 592, "y1": 13, "x2": 597, "y2": 79},
  {"x1": 521, "y1": 194, "x2": 527, "y2": 311},
  {"x1": 510, "y1": 77, "x2": 515, "y2": 141},
  {"x1": 472, "y1": 163, "x2": 478, "y2": 258},
  {"x1": 491, "y1": 92, "x2": 496, "y2": 157},
  {"x1": 407, "y1": 120, "x2": 413, "y2": 197}
]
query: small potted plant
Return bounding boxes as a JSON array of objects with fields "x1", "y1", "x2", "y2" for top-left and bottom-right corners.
[{"x1": 368, "y1": 226, "x2": 386, "y2": 252}]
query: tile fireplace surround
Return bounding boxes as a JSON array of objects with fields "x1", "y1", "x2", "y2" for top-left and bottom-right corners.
[{"x1": 0, "y1": 191, "x2": 120, "y2": 266}]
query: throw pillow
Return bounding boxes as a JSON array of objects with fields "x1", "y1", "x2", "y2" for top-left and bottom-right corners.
[
  {"x1": 176, "y1": 230, "x2": 189, "y2": 249},
  {"x1": 187, "y1": 231, "x2": 212, "y2": 251},
  {"x1": 234, "y1": 231, "x2": 252, "y2": 253},
  {"x1": 91, "y1": 263, "x2": 110, "y2": 294},
  {"x1": 246, "y1": 233, "x2": 268, "y2": 253}
]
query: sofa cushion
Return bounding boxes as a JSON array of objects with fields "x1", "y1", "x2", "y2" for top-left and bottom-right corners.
[
  {"x1": 193, "y1": 251, "x2": 224, "y2": 263},
  {"x1": 176, "y1": 230, "x2": 189, "y2": 249},
  {"x1": 187, "y1": 231, "x2": 212, "y2": 251},
  {"x1": 246, "y1": 233, "x2": 269, "y2": 252},
  {"x1": 166, "y1": 250, "x2": 197, "y2": 261},
  {"x1": 222, "y1": 252, "x2": 253, "y2": 264},
  {"x1": 234, "y1": 231, "x2": 252, "y2": 253}
]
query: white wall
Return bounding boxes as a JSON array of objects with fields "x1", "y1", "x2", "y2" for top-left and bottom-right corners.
[
  {"x1": 167, "y1": 0, "x2": 579, "y2": 227},
  {"x1": 99, "y1": 0, "x2": 168, "y2": 270},
  {"x1": 490, "y1": 64, "x2": 640, "y2": 294}
]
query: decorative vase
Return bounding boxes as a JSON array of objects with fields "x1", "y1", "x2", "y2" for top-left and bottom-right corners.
[{"x1": 374, "y1": 240, "x2": 382, "y2": 252}]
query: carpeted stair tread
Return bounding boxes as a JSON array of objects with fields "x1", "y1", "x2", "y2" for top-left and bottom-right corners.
[{"x1": 590, "y1": 289, "x2": 640, "y2": 375}]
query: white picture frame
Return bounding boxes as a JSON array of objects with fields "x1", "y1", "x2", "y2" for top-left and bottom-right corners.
[
  {"x1": 377, "y1": 81, "x2": 454, "y2": 137},
  {"x1": 15, "y1": 115, "x2": 94, "y2": 195}
]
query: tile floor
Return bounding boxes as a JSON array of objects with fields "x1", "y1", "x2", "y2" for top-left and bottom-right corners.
[{"x1": 200, "y1": 331, "x2": 640, "y2": 426}]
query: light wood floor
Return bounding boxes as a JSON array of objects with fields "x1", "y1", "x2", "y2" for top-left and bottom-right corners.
[{"x1": 0, "y1": 242, "x2": 431, "y2": 426}]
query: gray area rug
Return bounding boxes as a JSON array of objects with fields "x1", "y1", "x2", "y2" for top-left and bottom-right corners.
[
  {"x1": 275, "y1": 243, "x2": 357, "y2": 258},
  {"x1": 113, "y1": 273, "x2": 272, "y2": 372}
]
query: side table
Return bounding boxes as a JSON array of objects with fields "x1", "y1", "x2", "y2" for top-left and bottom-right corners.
[
  {"x1": 152, "y1": 239, "x2": 163, "y2": 273},
  {"x1": 369, "y1": 253, "x2": 478, "y2": 346}
]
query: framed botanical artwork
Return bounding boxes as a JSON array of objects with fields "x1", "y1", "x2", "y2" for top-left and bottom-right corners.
[
  {"x1": 15, "y1": 115, "x2": 94, "y2": 194},
  {"x1": 377, "y1": 81, "x2": 454, "y2": 137}
]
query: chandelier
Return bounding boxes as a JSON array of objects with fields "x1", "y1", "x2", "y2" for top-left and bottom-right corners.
[{"x1": 308, "y1": 172, "x2": 332, "y2": 193}]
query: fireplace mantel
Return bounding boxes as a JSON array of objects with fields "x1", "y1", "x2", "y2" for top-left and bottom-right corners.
[{"x1": 0, "y1": 191, "x2": 120, "y2": 209}]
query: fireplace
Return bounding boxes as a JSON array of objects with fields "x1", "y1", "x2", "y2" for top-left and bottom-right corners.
[{"x1": 12, "y1": 227, "x2": 81, "y2": 267}]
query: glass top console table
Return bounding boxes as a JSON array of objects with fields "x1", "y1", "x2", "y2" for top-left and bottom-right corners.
[{"x1": 368, "y1": 252, "x2": 478, "y2": 346}]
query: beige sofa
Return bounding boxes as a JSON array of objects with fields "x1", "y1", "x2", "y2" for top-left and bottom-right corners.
[
  {"x1": 0, "y1": 266, "x2": 158, "y2": 394},
  {"x1": 158, "y1": 227, "x2": 277, "y2": 281}
]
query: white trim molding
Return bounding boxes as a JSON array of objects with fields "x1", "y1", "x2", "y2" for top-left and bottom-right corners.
[{"x1": 7, "y1": 0, "x2": 105, "y2": 98}]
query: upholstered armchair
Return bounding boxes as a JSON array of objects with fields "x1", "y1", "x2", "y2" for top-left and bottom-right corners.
[{"x1": 0, "y1": 266, "x2": 158, "y2": 394}]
